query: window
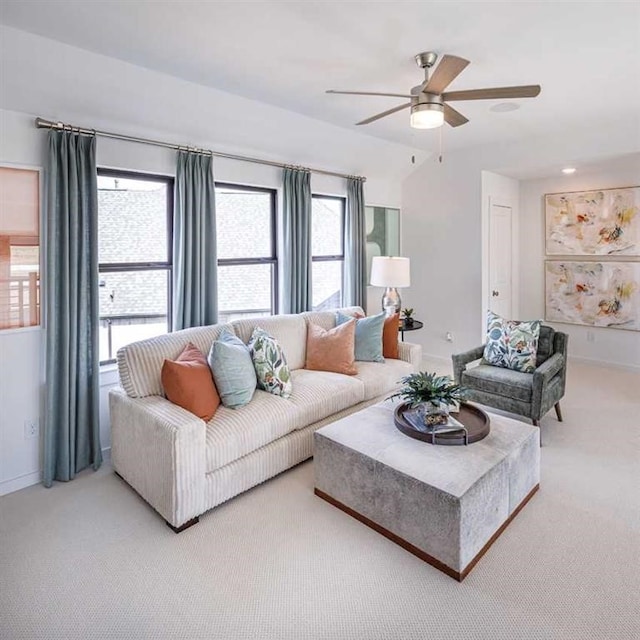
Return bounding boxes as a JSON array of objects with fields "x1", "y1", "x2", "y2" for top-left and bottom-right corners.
[
  {"x1": 0, "y1": 167, "x2": 40, "y2": 330},
  {"x1": 311, "y1": 195, "x2": 345, "y2": 311},
  {"x1": 216, "y1": 184, "x2": 277, "y2": 323},
  {"x1": 97, "y1": 170, "x2": 173, "y2": 364}
]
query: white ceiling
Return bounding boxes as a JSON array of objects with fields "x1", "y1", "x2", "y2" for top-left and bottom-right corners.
[{"x1": 1, "y1": 1, "x2": 639, "y2": 152}]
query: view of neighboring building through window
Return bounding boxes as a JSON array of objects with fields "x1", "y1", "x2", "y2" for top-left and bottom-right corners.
[
  {"x1": 311, "y1": 195, "x2": 345, "y2": 310},
  {"x1": 97, "y1": 170, "x2": 173, "y2": 364},
  {"x1": 0, "y1": 167, "x2": 40, "y2": 331},
  {"x1": 96, "y1": 177, "x2": 344, "y2": 362},
  {"x1": 216, "y1": 184, "x2": 277, "y2": 323}
]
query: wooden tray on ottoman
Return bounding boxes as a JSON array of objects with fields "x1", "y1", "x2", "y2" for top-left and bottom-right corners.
[{"x1": 394, "y1": 402, "x2": 490, "y2": 445}]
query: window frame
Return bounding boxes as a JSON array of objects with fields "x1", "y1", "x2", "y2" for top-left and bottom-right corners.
[
  {"x1": 215, "y1": 182, "x2": 278, "y2": 317},
  {"x1": 311, "y1": 193, "x2": 346, "y2": 309},
  {"x1": 97, "y1": 168, "x2": 174, "y2": 365}
]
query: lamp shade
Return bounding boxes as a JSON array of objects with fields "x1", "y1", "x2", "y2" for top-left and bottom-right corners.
[{"x1": 370, "y1": 256, "x2": 411, "y2": 288}]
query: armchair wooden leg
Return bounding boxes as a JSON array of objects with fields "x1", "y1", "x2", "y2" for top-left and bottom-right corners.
[{"x1": 554, "y1": 402, "x2": 563, "y2": 422}]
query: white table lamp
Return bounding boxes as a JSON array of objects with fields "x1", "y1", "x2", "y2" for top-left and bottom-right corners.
[{"x1": 370, "y1": 256, "x2": 411, "y2": 316}]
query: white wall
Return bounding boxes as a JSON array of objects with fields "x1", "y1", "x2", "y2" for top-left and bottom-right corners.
[
  {"x1": 519, "y1": 154, "x2": 640, "y2": 371},
  {"x1": 0, "y1": 25, "x2": 427, "y2": 495},
  {"x1": 402, "y1": 153, "x2": 483, "y2": 361}
]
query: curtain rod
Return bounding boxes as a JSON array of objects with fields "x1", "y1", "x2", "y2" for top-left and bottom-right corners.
[{"x1": 34, "y1": 117, "x2": 366, "y2": 182}]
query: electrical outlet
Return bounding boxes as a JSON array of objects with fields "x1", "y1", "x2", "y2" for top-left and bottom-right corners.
[
  {"x1": 446, "y1": 332, "x2": 454, "y2": 343},
  {"x1": 586, "y1": 330, "x2": 595, "y2": 343},
  {"x1": 24, "y1": 419, "x2": 39, "y2": 440}
]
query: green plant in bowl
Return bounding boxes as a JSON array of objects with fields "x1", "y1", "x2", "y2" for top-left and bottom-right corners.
[{"x1": 389, "y1": 372, "x2": 467, "y2": 425}]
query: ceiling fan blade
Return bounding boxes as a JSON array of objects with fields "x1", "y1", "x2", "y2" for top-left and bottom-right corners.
[
  {"x1": 326, "y1": 90, "x2": 412, "y2": 98},
  {"x1": 421, "y1": 55, "x2": 470, "y2": 94},
  {"x1": 356, "y1": 102, "x2": 412, "y2": 125},
  {"x1": 444, "y1": 104, "x2": 469, "y2": 127},
  {"x1": 443, "y1": 85, "x2": 541, "y2": 101}
]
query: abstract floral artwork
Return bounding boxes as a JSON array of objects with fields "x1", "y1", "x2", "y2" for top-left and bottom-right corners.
[
  {"x1": 545, "y1": 261, "x2": 640, "y2": 331},
  {"x1": 545, "y1": 187, "x2": 640, "y2": 256}
]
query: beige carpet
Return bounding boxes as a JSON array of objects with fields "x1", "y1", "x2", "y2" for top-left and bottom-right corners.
[{"x1": 1, "y1": 361, "x2": 639, "y2": 640}]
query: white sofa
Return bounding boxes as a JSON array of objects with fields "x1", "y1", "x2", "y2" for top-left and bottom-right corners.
[{"x1": 109, "y1": 307, "x2": 422, "y2": 531}]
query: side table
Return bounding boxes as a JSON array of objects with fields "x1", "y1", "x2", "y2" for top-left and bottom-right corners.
[{"x1": 399, "y1": 319, "x2": 423, "y2": 341}]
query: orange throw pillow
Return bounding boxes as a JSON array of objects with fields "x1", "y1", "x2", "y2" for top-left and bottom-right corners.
[
  {"x1": 383, "y1": 313, "x2": 400, "y2": 359},
  {"x1": 161, "y1": 343, "x2": 220, "y2": 421},
  {"x1": 305, "y1": 319, "x2": 357, "y2": 375}
]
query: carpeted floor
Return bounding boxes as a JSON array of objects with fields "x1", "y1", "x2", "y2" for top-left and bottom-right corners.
[{"x1": 1, "y1": 360, "x2": 638, "y2": 640}]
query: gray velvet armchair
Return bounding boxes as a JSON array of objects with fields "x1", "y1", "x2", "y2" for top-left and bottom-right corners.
[{"x1": 452, "y1": 326, "x2": 568, "y2": 431}]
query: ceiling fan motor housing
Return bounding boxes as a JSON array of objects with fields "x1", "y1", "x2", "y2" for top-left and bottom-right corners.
[{"x1": 415, "y1": 51, "x2": 438, "y2": 69}]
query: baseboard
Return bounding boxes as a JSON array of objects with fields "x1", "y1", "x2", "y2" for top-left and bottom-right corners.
[
  {"x1": 0, "y1": 470, "x2": 41, "y2": 496},
  {"x1": 568, "y1": 355, "x2": 640, "y2": 373},
  {"x1": 0, "y1": 446, "x2": 112, "y2": 497},
  {"x1": 421, "y1": 353, "x2": 453, "y2": 370}
]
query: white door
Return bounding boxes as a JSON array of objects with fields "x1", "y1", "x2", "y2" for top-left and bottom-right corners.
[{"x1": 489, "y1": 203, "x2": 513, "y2": 318}]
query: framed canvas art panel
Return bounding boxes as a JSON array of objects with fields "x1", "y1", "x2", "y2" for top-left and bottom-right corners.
[
  {"x1": 545, "y1": 186, "x2": 640, "y2": 256},
  {"x1": 545, "y1": 260, "x2": 640, "y2": 331}
]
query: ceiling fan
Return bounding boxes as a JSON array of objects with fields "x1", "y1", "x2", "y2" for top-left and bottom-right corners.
[{"x1": 326, "y1": 52, "x2": 541, "y2": 129}]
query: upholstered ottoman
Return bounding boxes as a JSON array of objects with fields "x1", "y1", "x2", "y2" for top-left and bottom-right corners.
[{"x1": 314, "y1": 400, "x2": 540, "y2": 581}]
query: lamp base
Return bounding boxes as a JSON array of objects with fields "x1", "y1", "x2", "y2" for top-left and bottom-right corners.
[{"x1": 381, "y1": 288, "x2": 401, "y2": 317}]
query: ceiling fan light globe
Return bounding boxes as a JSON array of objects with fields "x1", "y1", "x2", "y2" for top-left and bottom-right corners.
[{"x1": 410, "y1": 103, "x2": 445, "y2": 129}]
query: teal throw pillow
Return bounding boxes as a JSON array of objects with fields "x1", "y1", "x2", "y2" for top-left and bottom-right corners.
[
  {"x1": 335, "y1": 311, "x2": 385, "y2": 363},
  {"x1": 483, "y1": 311, "x2": 541, "y2": 373},
  {"x1": 207, "y1": 330, "x2": 257, "y2": 408},
  {"x1": 248, "y1": 327, "x2": 292, "y2": 399}
]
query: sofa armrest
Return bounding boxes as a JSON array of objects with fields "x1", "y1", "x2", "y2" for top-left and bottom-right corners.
[
  {"x1": 533, "y1": 353, "x2": 564, "y2": 391},
  {"x1": 452, "y1": 345, "x2": 485, "y2": 383},
  {"x1": 109, "y1": 389, "x2": 206, "y2": 528},
  {"x1": 397, "y1": 341, "x2": 422, "y2": 371}
]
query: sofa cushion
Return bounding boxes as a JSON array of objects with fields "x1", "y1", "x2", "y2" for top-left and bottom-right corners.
[
  {"x1": 232, "y1": 314, "x2": 307, "y2": 370},
  {"x1": 161, "y1": 343, "x2": 220, "y2": 421},
  {"x1": 117, "y1": 323, "x2": 236, "y2": 398},
  {"x1": 301, "y1": 306, "x2": 365, "y2": 331},
  {"x1": 354, "y1": 359, "x2": 413, "y2": 400},
  {"x1": 205, "y1": 390, "x2": 303, "y2": 473},
  {"x1": 305, "y1": 320, "x2": 357, "y2": 375},
  {"x1": 383, "y1": 314, "x2": 400, "y2": 359},
  {"x1": 462, "y1": 364, "x2": 533, "y2": 402},
  {"x1": 336, "y1": 311, "x2": 385, "y2": 363},
  {"x1": 205, "y1": 369, "x2": 365, "y2": 472},
  {"x1": 208, "y1": 330, "x2": 257, "y2": 409},
  {"x1": 287, "y1": 369, "x2": 365, "y2": 428},
  {"x1": 248, "y1": 327, "x2": 292, "y2": 399}
]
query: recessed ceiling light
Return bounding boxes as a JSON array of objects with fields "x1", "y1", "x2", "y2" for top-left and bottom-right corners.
[
  {"x1": 490, "y1": 102, "x2": 520, "y2": 113},
  {"x1": 562, "y1": 167, "x2": 577, "y2": 175}
]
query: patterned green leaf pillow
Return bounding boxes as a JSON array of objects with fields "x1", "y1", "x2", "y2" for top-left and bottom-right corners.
[
  {"x1": 483, "y1": 311, "x2": 541, "y2": 373},
  {"x1": 248, "y1": 327, "x2": 293, "y2": 399}
]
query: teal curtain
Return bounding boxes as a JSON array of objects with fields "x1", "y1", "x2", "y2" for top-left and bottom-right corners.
[
  {"x1": 44, "y1": 130, "x2": 102, "y2": 487},
  {"x1": 344, "y1": 177, "x2": 367, "y2": 308},
  {"x1": 282, "y1": 168, "x2": 312, "y2": 313},
  {"x1": 173, "y1": 151, "x2": 218, "y2": 329}
]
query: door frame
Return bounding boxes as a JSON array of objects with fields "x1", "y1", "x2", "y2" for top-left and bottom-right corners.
[{"x1": 481, "y1": 192, "x2": 519, "y2": 340}]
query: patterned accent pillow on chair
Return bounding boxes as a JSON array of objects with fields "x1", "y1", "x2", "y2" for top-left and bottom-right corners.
[
  {"x1": 248, "y1": 327, "x2": 293, "y2": 398},
  {"x1": 483, "y1": 311, "x2": 541, "y2": 373}
]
